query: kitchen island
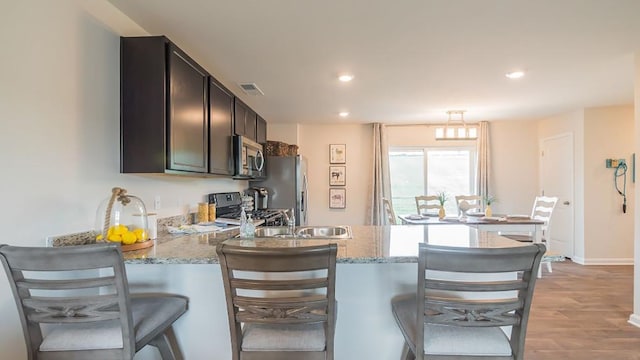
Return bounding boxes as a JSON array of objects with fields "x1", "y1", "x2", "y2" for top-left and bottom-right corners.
[{"x1": 59, "y1": 225, "x2": 527, "y2": 360}]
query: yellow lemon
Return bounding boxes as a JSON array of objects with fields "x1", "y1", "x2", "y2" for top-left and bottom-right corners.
[
  {"x1": 122, "y1": 231, "x2": 137, "y2": 245},
  {"x1": 133, "y1": 228, "x2": 147, "y2": 242},
  {"x1": 113, "y1": 225, "x2": 128, "y2": 235},
  {"x1": 108, "y1": 234, "x2": 122, "y2": 242},
  {"x1": 107, "y1": 226, "x2": 115, "y2": 237},
  {"x1": 96, "y1": 234, "x2": 104, "y2": 241}
]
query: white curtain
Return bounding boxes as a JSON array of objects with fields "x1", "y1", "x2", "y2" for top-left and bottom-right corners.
[
  {"x1": 476, "y1": 121, "x2": 491, "y2": 201},
  {"x1": 368, "y1": 123, "x2": 392, "y2": 225}
]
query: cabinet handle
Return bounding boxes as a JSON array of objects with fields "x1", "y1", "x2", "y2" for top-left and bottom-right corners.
[
  {"x1": 255, "y1": 150, "x2": 264, "y2": 172},
  {"x1": 563, "y1": 201, "x2": 570, "y2": 205}
]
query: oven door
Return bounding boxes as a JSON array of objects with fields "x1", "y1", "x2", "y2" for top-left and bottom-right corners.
[{"x1": 233, "y1": 136, "x2": 265, "y2": 179}]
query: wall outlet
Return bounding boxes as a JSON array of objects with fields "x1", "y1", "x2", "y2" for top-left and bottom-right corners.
[{"x1": 154, "y1": 196, "x2": 161, "y2": 210}]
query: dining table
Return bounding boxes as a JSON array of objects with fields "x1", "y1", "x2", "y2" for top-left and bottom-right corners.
[{"x1": 398, "y1": 213, "x2": 546, "y2": 277}]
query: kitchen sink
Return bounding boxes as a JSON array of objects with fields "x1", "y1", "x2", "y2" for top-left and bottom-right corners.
[
  {"x1": 296, "y1": 225, "x2": 352, "y2": 239},
  {"x1": 251, "y1": 225, "x2": 352, "y2": 239},
  {"x1": 254, "y1": 226, "x2": 294, "y2": 238}
]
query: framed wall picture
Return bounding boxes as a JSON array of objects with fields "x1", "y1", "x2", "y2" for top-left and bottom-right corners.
[
  {"x1": 329, "y1": 166, "x2": 346, "y2": 186},
  {"x1": 329, "y1": 144, "x2": 346, "y2": 164},
  {"x1": 329, "y1": 188, "x2": 346, "y2": 209}
]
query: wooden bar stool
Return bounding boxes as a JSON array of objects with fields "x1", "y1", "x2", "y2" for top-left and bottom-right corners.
[
  {"x1": 0, "y1": 243, "x2": 188, "y2": 360},
  {"x1": 217, "y1": 242, "x2": 337, "y2": 360},
  {"x1": 391, "y1": 243, "x2": 545, "y2": 360}
]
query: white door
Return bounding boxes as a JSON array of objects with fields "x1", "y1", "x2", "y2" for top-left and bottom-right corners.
[{"x1": 541, "y1": 133, "x2": 575, "y2": 258}]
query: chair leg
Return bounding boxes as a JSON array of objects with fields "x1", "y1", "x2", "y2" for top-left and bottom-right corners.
[
  {"x1": 401, "y1": 341, "x2": 416, "y2": 360},
  {"x1": 150, "y1": 332, "x2": 179, "y2": 360}
]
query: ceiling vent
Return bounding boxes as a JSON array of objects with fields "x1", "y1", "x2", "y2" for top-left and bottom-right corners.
[{"x1": 238, "y1": 83, "x2": 264, "y2": 96}]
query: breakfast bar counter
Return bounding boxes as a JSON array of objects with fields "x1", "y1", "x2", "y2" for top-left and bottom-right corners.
[
  {"x1": 52, "y1": 225, "x2": 527, "y2": 360},
  {"x1": 98, "y1": 224, "x2": 527, "y2": 360},
  {"x1": 120, "y1": 224, "x2": 525, "y2": 264}
]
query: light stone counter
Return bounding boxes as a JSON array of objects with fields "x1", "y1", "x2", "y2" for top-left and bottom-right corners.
[
  {"x1": 51, "y1": 224, "x2": 531, "y2": 360},
  {"x1": 120, "y1": 224, "x2": 525, "y2": 264}
]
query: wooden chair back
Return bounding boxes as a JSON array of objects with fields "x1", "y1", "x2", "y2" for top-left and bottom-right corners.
[
  {"x1": 0, "y1": 243, "x2": 135, "y2": 359},
  {"x1": 416, "y1": 243, "x2": 545, "y2": 359},
  {"x1": 383, "y1": 198, "x2": 397, "y2": 224},
  {"x1": 455, "y1": 195, "x2": 482, "y2": 216},
  {"x1": 217, "y1": 242, "x2": 338, "y2": 360},
  {"x1": 414, "y1": 195, "x2": 440, "y2": 216}
]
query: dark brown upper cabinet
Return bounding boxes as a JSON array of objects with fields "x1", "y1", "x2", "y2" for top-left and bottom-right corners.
[
  {"x1": 256, "y1": 115, "x2": 267, "y2": 144},
  {"x1": 208, "y1": 78, "x2": 235, "y2": 175},
  {"x1": 121, "y1": 36, "x2": 208, "y2": 174},
  {"x1": 234, "y1": 98, "x2": 258, "y2": 141}
]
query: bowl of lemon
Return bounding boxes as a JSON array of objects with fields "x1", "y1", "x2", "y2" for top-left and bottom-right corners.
[{"x1": 95, "y1": 187, "x2": 154, "y2": 251}]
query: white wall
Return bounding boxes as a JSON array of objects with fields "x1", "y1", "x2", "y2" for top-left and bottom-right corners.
[
  {"x1": 632, "y1": 53, "x2": 640, "y2": 327},
  {"x1": 538, "y1": 107, "x2": 635, "y2": 264},
  {"x1": 267, "y1": 123, "x2": 300, "y2": 145},
  {"x1": 298, "y1": 124, "x2": 373, "y2": 225},
  {"x1": 584, "y1": 106, "x2": 635, "y2": 263},
  {"x1": 489, "y1": 120, "x2": 540, "y2": 215},
  {"x1": 0, "y1": 2, "x2": 246, "y2": 359}
]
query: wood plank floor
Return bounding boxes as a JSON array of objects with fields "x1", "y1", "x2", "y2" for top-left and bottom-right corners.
[{"x1": 526, "y1": 261, "x2": 640, "y2": 359}]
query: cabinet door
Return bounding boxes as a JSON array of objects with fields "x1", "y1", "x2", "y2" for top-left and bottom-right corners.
[
  {"x1": 256, "y1": 115, "x2": 267, "y2": 144},
  {"x1": 209, "y1": 78, "x2": 234, "y2": 175},
  {"x1": 234, "y1": 98, "x2": 247, "y2": 137},
  {"x1": 167, "y1": 45, "x2": 208, "y2": 172},
  {"x1": 245, "y1": 107, "x2": 257, "y2": 141}
]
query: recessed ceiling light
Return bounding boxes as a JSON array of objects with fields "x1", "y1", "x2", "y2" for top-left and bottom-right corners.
[
  {"x1": 505, "y1": 71, "x2": 525, "y2": 79},
  {"x1": 338, "y1": 74, "x2": 354, "y2": 82},
  {"x1": 339, "y1": 111, "x2": 350, "y2": 117}
]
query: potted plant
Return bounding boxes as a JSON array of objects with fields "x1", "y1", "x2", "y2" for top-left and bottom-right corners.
[
  {"x1": 436, "y1": 191, "x2": 448, "y2": 219},
  {"x1": 484, "y1": 195, "x2": 497, "y2": 217}
]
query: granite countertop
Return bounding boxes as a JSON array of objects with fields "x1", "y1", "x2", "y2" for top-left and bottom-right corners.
[{"x1": 52, "y1": 224, "x2": 528, "y2": 264}]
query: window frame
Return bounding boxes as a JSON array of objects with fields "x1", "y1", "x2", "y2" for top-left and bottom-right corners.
[{"x1": 388, "y1": 145, "x2": 477, "y2": 215}]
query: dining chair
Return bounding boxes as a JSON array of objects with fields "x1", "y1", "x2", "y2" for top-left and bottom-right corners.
[
  {"x1": 391, "y1": 242, "x2": 546, "y2": 360},
  {"x1": 217, "y1": 242, "x2": 338, "y2": 360},
  {"x1": 501, "y1": 196, "x2": 559, "y2": 274},
  {"x1": 455, "y1": 195, "x2": 483, "y2": 217},
  {"x1": 414, "y1": 196, "x2": 440, "y2": 216},
  {"x1": 0, "y1": 243, "x2": 188, "y2": 360},
  {"x1": 383, "y1": 197, "x2": 398, "y2": 224}
]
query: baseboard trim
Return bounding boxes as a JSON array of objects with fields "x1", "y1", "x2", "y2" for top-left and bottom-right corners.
[
  {"x1": 628, "y1": 314, "x2": 640, "y2": 328},
  {"x1": 572, "y1": 256, "x2": 633, "y2": 265}
]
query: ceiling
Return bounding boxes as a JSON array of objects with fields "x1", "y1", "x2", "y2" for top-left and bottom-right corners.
[{"x1": 108, "y1": 0, "x2": 640, "y2": 125}]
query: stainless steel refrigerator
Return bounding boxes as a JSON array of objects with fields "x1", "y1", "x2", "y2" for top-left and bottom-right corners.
[{"x1": 249, "y1": 155, "x2": 308, "y2": 225}]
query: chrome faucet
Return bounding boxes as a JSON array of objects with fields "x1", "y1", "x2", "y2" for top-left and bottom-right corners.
[{"x1": 283, "y1": 208, "x2": 296, "y2": 234}]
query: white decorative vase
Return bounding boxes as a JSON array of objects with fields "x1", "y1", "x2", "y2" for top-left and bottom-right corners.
[{"x1": 485, "y1": 205, "x2": 492, "y2": 217}]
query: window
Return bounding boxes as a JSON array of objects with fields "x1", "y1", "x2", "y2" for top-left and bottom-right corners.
[{"x1": 389, "y1": 147, "x2": 476, "y2": 216}]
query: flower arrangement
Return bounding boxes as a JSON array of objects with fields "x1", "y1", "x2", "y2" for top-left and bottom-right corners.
[
  {"x1": 484, "y1": 195, "x2": 497, "y2": 206},
  {"x1": 437, "y1": 191, "x2": 448, "y2": 206},
  {"x1": 483, "y1": 195, "x2": 497, "y2": 217}
]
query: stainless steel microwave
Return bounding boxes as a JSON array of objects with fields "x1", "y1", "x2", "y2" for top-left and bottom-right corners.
[{"x1": 233, "y1": 136, "x2": 265, "y2": 179}]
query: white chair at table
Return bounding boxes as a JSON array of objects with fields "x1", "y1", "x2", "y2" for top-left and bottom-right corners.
[
  {"x1": 501, "y1": 196, "x2": 559, "y2": 274},
  {"x1": 383, "y1": 198, "x2": 398, "y2": 225},
  {"x1": 414, "y1": 195, "x2": 440, "y2": 216},
  {"x1": 455, "y1": 195, "x2": 482, "y2": 217}
]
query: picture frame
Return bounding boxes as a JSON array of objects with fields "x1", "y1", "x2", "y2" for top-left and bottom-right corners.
[
  {"x1": 329, "y1": 188, "x2": 346, "y2": 209},
  {"x1": 329, "y1": 144, "x2": 346, "y2": 164},
  {"x1": 329, "y1": 166, "x2": 346, "y2": 186}
]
